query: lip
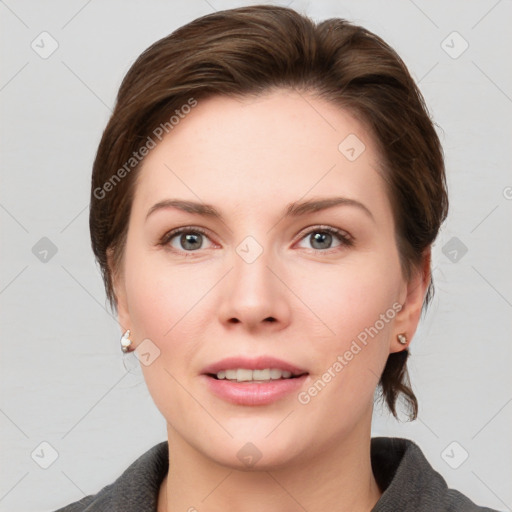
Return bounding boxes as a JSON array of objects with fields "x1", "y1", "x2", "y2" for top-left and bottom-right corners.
[
  {"x1": 201, "y1": 374, "x2": 309, "y2": 406},
  {"x1": 201, "y1": 356, "x2": 308, "y2": 376},
  {"x1": 200, "y1": 356, "x2": 309, "y2": 406}
]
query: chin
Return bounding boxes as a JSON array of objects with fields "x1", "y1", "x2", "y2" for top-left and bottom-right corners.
[{"x1": 209, "y1": 441, "x2": 303, "y2": 472}]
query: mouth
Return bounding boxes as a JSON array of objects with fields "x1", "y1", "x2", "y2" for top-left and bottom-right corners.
[
  {"x1": 201, "y1": 355, "x2": 308, "y2": 380},
  {"x1": 206, "y1": 368, "x2": 308, "y2": 382},
  {"x1": 200, "y1": 356, "x2": 309, "y2": 405}
]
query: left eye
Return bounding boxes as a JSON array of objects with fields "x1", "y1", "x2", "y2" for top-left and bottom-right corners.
[{"x1": 296, "y1": 226, "x2": 353, "y2": 252}]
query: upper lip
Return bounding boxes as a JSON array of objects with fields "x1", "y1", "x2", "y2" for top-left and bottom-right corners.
[{"x1": 201, "y1": 356, "x2": 308, "y2": 376}]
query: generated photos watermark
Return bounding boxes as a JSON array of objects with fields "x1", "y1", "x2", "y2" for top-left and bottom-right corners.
[
  {"x1": 297, "y1": 301, "x2": 402, "y2": 405},
  {"x1": 93, "y1": 97, "x2": 198, "y2": 200}
]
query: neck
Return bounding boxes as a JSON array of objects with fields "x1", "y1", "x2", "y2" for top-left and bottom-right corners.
[{"x1": 158, "y1": 414, "x2": 382, "y2": 512}]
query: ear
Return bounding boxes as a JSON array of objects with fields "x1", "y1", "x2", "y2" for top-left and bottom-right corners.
[
  {"x1": 389, "y1": 247, "x2": 431, "y2": 354},
  {"x1": 107, "y1": 247, "x2": 131, "y2": 334}
]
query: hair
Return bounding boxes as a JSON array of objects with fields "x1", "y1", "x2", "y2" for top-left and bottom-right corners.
[{"x1": 89, "y1": 5, "x2": 448, "y2": 421}]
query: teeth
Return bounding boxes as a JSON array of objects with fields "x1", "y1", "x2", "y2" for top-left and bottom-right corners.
[
  {"x1": 215, "y1": 368, "x2": 294, "y2": 382},
  {"x1": 270, "y1": 368, "x2": 290, "y2": 379}
]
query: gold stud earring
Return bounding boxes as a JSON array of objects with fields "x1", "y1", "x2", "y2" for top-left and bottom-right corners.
[{"x1": 397, "y1": 333, "x2": 408, "y2": 345}]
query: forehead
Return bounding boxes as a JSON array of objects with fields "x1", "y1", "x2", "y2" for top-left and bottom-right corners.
[{"x1": 132, "y1": 90, "x2": 389, "y2": 220}]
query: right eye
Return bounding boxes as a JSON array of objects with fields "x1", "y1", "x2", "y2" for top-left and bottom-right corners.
[{"x1": 160, "y1": 226, "x2": 215, "y2": 255}]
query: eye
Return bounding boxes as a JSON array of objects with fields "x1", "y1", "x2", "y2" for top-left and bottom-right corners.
[
  {"x1": 160, "y1": 226, "x2": 214, "y2": 254},
  {"x1": 159, "y1": 224, "x2": 353, "y2": 256},
  {"x1": 295, "y1": 225, "x2": 353, "y2": 253}
]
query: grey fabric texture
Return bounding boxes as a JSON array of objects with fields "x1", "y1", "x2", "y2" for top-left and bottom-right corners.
[{"x1": 54, "y1": 437, "x2": 499, "y2": 511}]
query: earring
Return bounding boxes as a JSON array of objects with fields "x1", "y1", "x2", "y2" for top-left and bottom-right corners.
[
  {"x1": 120, "y1": 329, "x2": 133, "y2": 353},
  {"x1": 397, "y1": 333, "x2": 408, "y2": 345}
]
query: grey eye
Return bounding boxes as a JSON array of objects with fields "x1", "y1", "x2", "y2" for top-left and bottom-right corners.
[
  {"x1": 164, "y1": 228, "x2": 213, "y2": 252},
  {"x1": 178, "y1": 232, "x2": 204, "y2": 251},
  {"x1": 309, "y1": 231, "x2": 334, "y2": 250}
]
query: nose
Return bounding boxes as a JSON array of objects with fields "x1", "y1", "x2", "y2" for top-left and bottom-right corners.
[{"x1": 217, "y1": 242, "x2": 291, "y2": 333}]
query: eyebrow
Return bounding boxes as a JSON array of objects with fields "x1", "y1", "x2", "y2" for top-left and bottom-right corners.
[{"x1": 145, "y1": 196, "x2": 374, "y2": 222}]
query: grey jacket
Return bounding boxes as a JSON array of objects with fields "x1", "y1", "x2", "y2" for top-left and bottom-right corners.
[{"x1": 54, "y1": 437, "x2": 499, "y2": 511}]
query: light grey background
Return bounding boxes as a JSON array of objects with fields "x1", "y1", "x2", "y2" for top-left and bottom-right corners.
[{"x1": 1, "y1": 0, "x2": 511, "y2": 511}]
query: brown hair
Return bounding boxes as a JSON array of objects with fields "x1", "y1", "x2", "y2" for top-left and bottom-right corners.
[{"x1": 89, "y1": 5, "x2": 448, "y2": 421}]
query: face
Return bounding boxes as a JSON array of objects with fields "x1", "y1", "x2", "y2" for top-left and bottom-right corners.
[{"x1": 112, "y1": 89, "x2": 427, "y2": 469}]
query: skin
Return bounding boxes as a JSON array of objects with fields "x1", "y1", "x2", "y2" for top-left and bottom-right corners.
[{"x1": 110, "y1": 89, "x2": 430, "y2": 512}]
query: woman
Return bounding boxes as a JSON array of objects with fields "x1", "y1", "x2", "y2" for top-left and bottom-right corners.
[{"x1": 55, "y1": 5, "x2": 498, "y2": 511}]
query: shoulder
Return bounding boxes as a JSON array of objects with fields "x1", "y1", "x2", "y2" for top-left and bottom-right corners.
[
  {"x1": 53, "y1": 441, "x2": 169, "y2": 512},
  {"x1": 370, "y1": 437, "x2": 499, "y2": 512}
]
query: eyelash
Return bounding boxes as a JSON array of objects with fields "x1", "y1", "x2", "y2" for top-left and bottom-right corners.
[{"x1": 159, "y1": 225, "x2": 354, "y2": 257}]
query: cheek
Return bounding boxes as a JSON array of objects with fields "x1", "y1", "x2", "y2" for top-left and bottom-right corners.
[
  {"x1": 124, "y1": 271, "x2": 173, "y2": 341},
  {"x1": 123, "y1": 259, "x2": 204, "y2": 421},
  {"x1": 123, "y1": 247, "x2": 220, "y2": 378},
  {"x1": 123, "y1": 240, "x2": 202, "y2": 339},
  {"x1": 293, "y1": 266, "x2": 399, "y2": 426},
  {"x1": 293, "y1": 255, "x2": 401, "y2": 398},
  {"x1": 300, "y1": 257, "x2": 400, "y2": 337}
]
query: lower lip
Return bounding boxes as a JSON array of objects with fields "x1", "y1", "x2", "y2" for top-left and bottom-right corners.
[{"x1": 201, "y1": 374, "x2": 309, "y2": 405}]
